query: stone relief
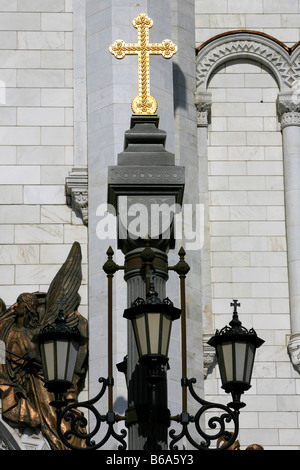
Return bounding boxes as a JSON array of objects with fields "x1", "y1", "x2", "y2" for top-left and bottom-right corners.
[
  {"x1": 277, "y1": 91, "x2": 300, "y2": 127},
  {"x1": 0, "y1": 242, "x2": 88, "y2": 450},
  {"x1": 65, "y1": 168, "x2": 88, "y2": 225},
  {"x1": 288, "y1": 333, "x2": 300, "y2": 374}
]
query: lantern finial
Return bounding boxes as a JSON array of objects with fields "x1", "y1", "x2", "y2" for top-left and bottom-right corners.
[{"x1": 229, "y1": 299, "x2": 242, "y2": 328}]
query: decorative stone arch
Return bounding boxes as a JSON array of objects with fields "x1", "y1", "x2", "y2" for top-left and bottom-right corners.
[
  {"x1": 195, "y1": 30, "x2": 300, "y2": 375},
  {"x1": 196, "y1": 30, "x2": 300, "y2": 92}
]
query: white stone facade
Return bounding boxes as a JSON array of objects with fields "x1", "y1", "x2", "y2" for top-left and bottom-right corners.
[
  {"x1": 1, "y1": 0, "x2": 300, "y2": 451},
  {"x1": 0, "y1": 0, "x2": 88, "y2": 450},
  {"x1": 195, "y1": 0, "x2": 300, "y2": 450},
  {"x1": 0, "y1": 0, "x2": 87, "y2": 310}
]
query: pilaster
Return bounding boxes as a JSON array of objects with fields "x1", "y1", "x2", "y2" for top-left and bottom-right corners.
[
  {"x1": 195, "y1": 91, "x2": 215, "y2": 376},
  {"x1": 277, "y1": 92, "x2": 300, "y2": 372}
]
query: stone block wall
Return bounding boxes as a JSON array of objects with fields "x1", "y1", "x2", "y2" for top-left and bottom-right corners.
[
  {"x1": 0, "y1": 0, "x2": 88, "y2": 317},
  {"x1": 195, "y1": 0, "x2": 300, "y2": 47},
  {"x1": 195, "y1": 0, "x2": 300, "y2": 450}
]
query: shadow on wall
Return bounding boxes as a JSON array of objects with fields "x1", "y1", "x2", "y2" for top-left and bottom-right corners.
[{"x1": 173, "y1": 62, "x2": 187, "y2": 112}]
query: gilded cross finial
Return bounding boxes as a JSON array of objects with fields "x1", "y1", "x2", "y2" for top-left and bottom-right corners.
[{"x1": 109, "y1": 13, "x2": 177, "y2": 115}]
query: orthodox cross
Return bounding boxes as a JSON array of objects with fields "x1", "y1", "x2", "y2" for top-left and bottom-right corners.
[
  {"x1": 57, "y1": 297, "x2": 67, "y2": 312},
  {"x1": 109, "y1": 13, "x2": 177, "y2": 115},
  {"x1": 230, "y1": 299, "x2": 240, "y2": 314}
]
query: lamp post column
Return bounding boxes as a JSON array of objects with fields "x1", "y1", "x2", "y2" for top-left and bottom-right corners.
[
  {"x1": 108, "y1": 115, "x2": 185, "y2": 449},
  {"x1": 277, "y1": 92, "x2": 300, "y2": 372}
]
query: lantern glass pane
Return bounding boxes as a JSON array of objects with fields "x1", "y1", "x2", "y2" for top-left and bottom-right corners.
[
  {"x1": 234, "y1": 342, "x2": 247, "y2": 382},
  {"x1": 245, "y1": 343, "x2": 255, "y2": 384},
  {"x1": 56, "y1": 340, "x2": 69, "y2": 380},
  {"x1": 66, "y1": 340, "x2": 79, "y2": 383},
  {"x1": 134, "y1": 314, "x2": 147, "y2": 356},
  {"x1": 221, "y1": 342, "x2": 233, "y2": 383},
  {"x1": 42, "y1": 341, "x2": 55, "y2": 382},
  {"x1": 161, "y1": 314, "x2": 171, "y2": 356},
  {"x1": 148, "y1": 313, "x2": 161, "y2": 355}
]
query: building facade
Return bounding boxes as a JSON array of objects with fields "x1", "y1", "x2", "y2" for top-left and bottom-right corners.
[{"x1": 0, "y1": 0, "x2": 299, "y2": 450}]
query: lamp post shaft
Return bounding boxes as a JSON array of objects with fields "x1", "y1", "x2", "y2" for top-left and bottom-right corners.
[
  {"x1": 103, "y1": 246, "x2": 124, "y2": 412},
  {"x1": 169, "y1": 248, "x2": 190, "y2": 414}
]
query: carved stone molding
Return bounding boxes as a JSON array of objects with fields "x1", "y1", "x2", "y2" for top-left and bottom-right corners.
[
  {"x1": 277, "y1": 92, "x2": 300, "y2": 128},
  {"x1": 288, "y1": 333, "x2": 300, "y2": 374},
  {"x1": 195, "y1": 90, "x2": 212, "y2": 127},
  {"x1": 196, "y1": 31, "x2": 300, "y2": 91},
  {"x1": 65, "y1": 167, "x2": 88, "y2": 225},
  {"x1": 280, "y1": 111, "x2": 300, "y2": 128},
  {"x1": 109, "y1": 165, "x2": 185, "y2": 185}
]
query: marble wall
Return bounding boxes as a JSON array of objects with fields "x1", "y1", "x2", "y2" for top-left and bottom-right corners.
[
  {"x1": 0, "y1": 0, "x2": 88, "y2": 314},
  {"x1": 195, "y1": 0, "x2": 300, "y2": 450}
]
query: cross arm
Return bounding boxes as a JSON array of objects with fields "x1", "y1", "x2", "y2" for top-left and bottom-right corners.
[
  {"x1": 109, "y1": 40, "x2": 141, "y2": 59},
  {"x1": 148, "y1": 40, "x2": 178, "y2": 58}
]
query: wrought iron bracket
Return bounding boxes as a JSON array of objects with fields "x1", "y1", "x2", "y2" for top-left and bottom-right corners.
[
  {"x1": 54, "y1": 377, "x2": 127, "y2": 451},
  {"x1": 169, "y1": 378, "x2": 239, "y2": 450}
]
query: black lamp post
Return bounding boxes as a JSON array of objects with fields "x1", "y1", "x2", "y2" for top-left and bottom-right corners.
[{"x1": 123, "y1": 282, "x2": 181, "y2": 450}]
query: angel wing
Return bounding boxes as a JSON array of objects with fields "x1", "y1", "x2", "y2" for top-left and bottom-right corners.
[{"x1": 43, "y1": 241, "x2": 82, "y2": 327}]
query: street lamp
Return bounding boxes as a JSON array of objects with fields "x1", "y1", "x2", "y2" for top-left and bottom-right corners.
[
  {"x1": 37, "y1": 247, "x2": 264, "y2": 451},
  {"x1": 38, "y1": 299, "x2": 81, "y2": 408},
  {"x1": 123, "y1": 281, "x2": 181, "y2": 449},
  {"x1": 123, "y1": 282, "x2": 181, "y2": 369},
  {"x1": 207, "y1": 300, "x2": 264, "y2": 411}
]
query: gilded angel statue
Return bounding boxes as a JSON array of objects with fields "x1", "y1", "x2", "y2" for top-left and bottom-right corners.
[{"x1": 0, "y1": 242, "x2": 88, "y2": 450}]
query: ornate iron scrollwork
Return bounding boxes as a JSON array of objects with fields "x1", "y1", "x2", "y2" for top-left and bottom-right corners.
[
  {"x1": 169, "y1": 378, "x2": 239, "y2": 450},
  {"x1": 55, "y1": 378, "x2": 127, "y2": 451}
]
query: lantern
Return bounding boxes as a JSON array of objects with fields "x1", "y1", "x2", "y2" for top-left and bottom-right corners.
[
  {"x1": 38, "y1": 304, "x2": 81, "y2": 401},
  {"x1": 123, "y1": 285, "x2": 181, "y2": 365},
  {"x1": 207, "y1": 300, "x2": 264, "y2": 410}
]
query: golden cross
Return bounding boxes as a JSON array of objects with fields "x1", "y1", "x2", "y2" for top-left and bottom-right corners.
[{"x1": 109, "y1": 13, "x2": 177, "y2": 115}]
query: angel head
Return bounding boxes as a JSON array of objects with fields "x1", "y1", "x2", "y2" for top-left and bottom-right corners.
[{"x1": 13, "y1": 293, "x2": 40, "y2": 328}]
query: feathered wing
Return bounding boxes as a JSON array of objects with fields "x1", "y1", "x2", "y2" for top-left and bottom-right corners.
[{"x1": 43, "y1": 242, "x2": 82, "y2": 327}]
